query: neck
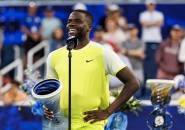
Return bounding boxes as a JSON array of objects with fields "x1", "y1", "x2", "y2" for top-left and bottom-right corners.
[
  {"x1": 29, "y1": 13, "x2": 36, "y2": 16},
  {"x1": 130, "y1": 36, "x2": 137, "y2": 42},
  {"x1": 75, "y1": 36, "x2": 90, "y2": 50},
  {"x1": 171, "y1": 38, "x2": 180, "y2": 43}
]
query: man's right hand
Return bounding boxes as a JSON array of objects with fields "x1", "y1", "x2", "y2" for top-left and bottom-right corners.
[{"x1": 43, "y1": 105, "x2": 54, "y2": 120}]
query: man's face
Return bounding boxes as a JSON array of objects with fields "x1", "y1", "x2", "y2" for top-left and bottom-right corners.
[
  {"x1": 28, "y1": 6, "x2": 37, "y2": 15},
  {"x1": 129, "y1": 28, "x2": 138, "y2": 37},
  {"x1": 146, "y1": 3, "x2": 156, "y2": 11},
  {"x1": 94, "y1": 30, "x2": 104, "y2": 41},
  {"x1": 67, "y1": 12, "x2": 91, "y2": 39},
  {"x1": 170, "y1": 29, "x2": 183, "y2": 40}
]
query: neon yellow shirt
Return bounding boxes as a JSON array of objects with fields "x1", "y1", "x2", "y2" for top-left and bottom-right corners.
[{"x1": 46, "y1": 41, "x2": 126, "y2": 130}]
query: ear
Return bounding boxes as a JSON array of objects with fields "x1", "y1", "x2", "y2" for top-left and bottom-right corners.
[{"x1": 87, "y1": 24, "x2": 92, "y2": 32}]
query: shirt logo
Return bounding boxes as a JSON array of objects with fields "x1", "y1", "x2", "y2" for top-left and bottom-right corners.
[{"x1": 86, "y1": 59, "x2": 94, "y2": 63}]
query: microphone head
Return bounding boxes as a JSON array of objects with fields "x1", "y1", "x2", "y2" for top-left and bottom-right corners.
[{"x1": 66, "y1": 36, "x2": 78, "y2": 50}]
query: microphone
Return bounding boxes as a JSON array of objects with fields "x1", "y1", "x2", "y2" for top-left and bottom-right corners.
[{"x1": 66, "y1": 36, "x2": 78, "y2": 50}]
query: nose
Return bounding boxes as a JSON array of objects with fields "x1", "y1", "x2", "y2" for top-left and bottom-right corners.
[{"x1": 67, "y1": 22, "x2": 76, "y2": 29}]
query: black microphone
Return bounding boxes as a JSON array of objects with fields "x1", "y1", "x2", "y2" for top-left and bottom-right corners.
[{"x1": 66, "y1": 36, "x2": 78, "y2": 50}]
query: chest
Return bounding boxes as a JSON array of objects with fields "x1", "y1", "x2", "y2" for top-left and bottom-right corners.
[
  {"x1": 143, "y1": 12, "x2": 161, "y2": 22},
  {"x1": 54, "y1": 52, "x2": 104, "y2": 78}
]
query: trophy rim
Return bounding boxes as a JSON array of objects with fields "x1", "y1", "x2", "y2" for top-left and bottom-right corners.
[
  {"x1": 146, "y1": 79, "x2": 174, "y2": 89},
  {"x1": 147, "y1": 79, "x2": 174, "y2": 85},
  {"x1": 31, "y1": 79, "x2": 62, "y2": 99}
]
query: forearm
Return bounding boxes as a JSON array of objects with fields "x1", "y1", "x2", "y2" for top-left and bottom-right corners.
[
  {"x1": 142, "y1": 20, "x2": 163, "y2": 28},
  {"x1": 126, "y1": 49, "x2": 145, "y2": 59},
  {"x1": 106, "y1": 67, "x2": 140, "y2": 114}
]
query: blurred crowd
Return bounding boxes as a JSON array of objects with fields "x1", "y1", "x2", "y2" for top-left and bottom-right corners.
[{"x1": 0, "y1": 0, "x2": 185, "y2": 105}]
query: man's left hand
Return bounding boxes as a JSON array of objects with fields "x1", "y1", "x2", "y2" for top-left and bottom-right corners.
[{"x1": 83, "y1": 109, "x2": 110, "y2": 124}]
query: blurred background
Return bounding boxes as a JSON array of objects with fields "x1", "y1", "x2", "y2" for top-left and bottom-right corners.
[{"x1": 0, "y1": 0, "x2": 185, "y2": 130}]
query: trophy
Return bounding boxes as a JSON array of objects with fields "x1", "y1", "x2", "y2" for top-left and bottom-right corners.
[
  {"x1": 31, "y1": 79, "x2": 68, "y2": 130},
  {"x1": 146, "y1": 79, "x2": 174, "y2": 130}
]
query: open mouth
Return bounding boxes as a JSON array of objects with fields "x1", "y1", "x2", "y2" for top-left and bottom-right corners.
[{"x1": 68, "y1": 28, "x2": 77, "y2": 37}]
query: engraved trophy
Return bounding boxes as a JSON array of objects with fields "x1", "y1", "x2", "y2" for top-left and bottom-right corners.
[
  {"x1": 21, "y1": 68, "x2": 68, "y2": 130},
  {"x1": 146, "y1": 79, "x2": 174, "y2": 130},
  {"x1": 31, "y1": 79, "x2": 68, "y2": 130}
]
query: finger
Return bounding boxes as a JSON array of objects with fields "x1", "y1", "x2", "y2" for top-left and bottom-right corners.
[
  {"x1": 84, "y1": 110, "x2": 96, "y2": 115},
  {"x1": 44, "y1": 112, "x2": 54, "y2": 117},
  {"x1": 44, "y1": 115, "x2": 53, "y2": 120},
  {"x1": 44, "y1": 109, "x2": 53, "y2": 115},
  {"x1": 44, "y1": 111, "x2": 53, "y2": 117},
  {"x1": 90, "y1": 119, "x2": 99, "y2": 124},
  {"x1": 44, "y1": 113, "x2": 54, "y2": 120},
  {"x1": 43, "y1": 105, "x2": 48, "y2": 110},
  {"x1": 44, "y1": 113, "x2": 54, "y2": 118},
  {"x1": 84, "y1": 115, "x2": 96, "y2": 122}
]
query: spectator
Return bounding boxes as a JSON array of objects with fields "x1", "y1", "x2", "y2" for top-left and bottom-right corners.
[
  {"x1": 73, "y1": 2, "x2": 87, "y2": 11},
  {"x1": 21, "y1": 1, "x2": 42, "y2": 68},
  {"x1": 122, "y1": 24, "x2": 145, "y2": 83},
  {"x1": 49, "y1": 28, "x2": 65, "y2": 52},
  {"x1": 98, "y1": 4, "x2": 127, "y2": 31},
  {"x1": 93, "y1": 26, "x2": 122, "y2": 53},
  {"x1": 139, "y1": 0, "x2": 164, "y2": 80},
  {"x1": 2, "y1": 80, "x2": 27, "y2": 105},
  {"x1": 41, "y1": 6, "x2": 62, "y2": 40},
  {"x1": 156, "y1": 25, "x2": 184, "y2": 79},
  {"x1": 107, "y1": 4, "x2": 128, "y2": 31},
  {"x1": 104, "y1": 17, "x2": 127, "y2": 47},
  {"x1": 21, "y1": 1, "x2": 41, "y2": 40}
]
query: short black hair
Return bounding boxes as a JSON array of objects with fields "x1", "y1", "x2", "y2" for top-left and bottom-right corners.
[{"x1": 72, "y1": 9, "x2": 93, "y2": 26}]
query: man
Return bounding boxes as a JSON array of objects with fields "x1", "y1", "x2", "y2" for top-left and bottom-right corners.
[
  {"x1": 21, "y1": 2, "x2": 42, "y2": 68},
  {"x1": 46, "y1": 10, "x2": 139, "y2": 130},
  {"x1": 122, "y1": 24, "x2": 145, "y2": 83},
  {"x1": 122, "y1": 24, "x2": 145, "y2": 97},
  {"x1": 156, "y1": 24, "x2": 184, "y2": 79},
  {"x1": 139, "y1": 0, "x2": 164, "y2": 80},
  {"x1": 41, "y1": 6, "x2": 62, "y2": 40}
]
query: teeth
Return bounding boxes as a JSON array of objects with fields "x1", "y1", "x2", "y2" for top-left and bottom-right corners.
[{"x1": 69, "y1": 29, "x2": 76, "y2": 32}]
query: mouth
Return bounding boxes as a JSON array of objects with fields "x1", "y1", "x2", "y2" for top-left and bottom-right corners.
[{"x1": 68, "y1": 28, "x2": 77, "y2": 37}]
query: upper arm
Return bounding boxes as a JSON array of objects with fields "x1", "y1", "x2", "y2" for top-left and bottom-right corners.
[
  {"x1": 155, "y1": 44, "x2": 164, "y2": 63},
  {"x1": 116, "y1": 67, "x2": 138, "y2": 85},
  {"x1": 104, "y1": 47, "x2": 127, "y2": 76}
]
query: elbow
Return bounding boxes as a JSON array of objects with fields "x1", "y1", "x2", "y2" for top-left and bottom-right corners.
[{"x1": 130, "y1": 78, "x2": 140, "y2": 93}]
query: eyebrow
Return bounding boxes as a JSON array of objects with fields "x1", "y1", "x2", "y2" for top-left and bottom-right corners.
[{"x1": 68, "y1": 18, "x2": 82, "y2": 21}]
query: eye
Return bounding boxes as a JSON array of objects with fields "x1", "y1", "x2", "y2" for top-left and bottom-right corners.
[
  {"x1": 67, "y1": 19, "x2": 71, "y2": 23},
  {"x1": 75, "y1": 19, "x2": 81, "y2": 23}
]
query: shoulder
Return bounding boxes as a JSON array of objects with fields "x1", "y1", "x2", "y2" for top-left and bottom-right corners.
[
  {"x1": 154, "y1": 11, "x2": 164, "y2": 17},
  {"x1": 88, "y1": 41, "x2": 106, "y2": 53},
  {"x1": 160, "y1": 39, "x2": 169, "y2": 47},
  {"x1": 48, "y1": 46, "x2": 67, "y2": 59},
  {"x1": 89, "y1": 41, "x2": 114, "y2": 54},
  {"x1": 140, "y1": 11, "x2": 148, "y2": 16},
  {"x1": 89, "y1": 41, "x2": 104, "y2": 49},
  {"x1": 139, "y1": 11, "x2": 149, "y2": 20}
]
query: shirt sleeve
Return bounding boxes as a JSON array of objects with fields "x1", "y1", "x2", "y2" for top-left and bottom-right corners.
[
  {"x1": 46, "y1": 53, "x2": 58, "y2": 79},
  {"x1": 139, "y1": 12, "x2": 145, "y2": 23},
  {"x1": 103, "y1": 47, "x2": 127, "y2": 76},
  {"x1": 158, "y1": 12, "x2": 164, "y2": 22},
  {"x1": 179, "y1": 39, "x2": 185, "y2": 62}
]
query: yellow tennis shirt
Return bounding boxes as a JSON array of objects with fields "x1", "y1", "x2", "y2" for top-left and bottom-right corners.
[{"x1": 46, "y1": 41, "x2": 126, "y2": 130}]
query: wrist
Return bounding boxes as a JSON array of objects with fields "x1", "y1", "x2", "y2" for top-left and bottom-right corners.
[
  {"x1": 105, "y1": 108, "x2": 112, "y2": 116},
  {"x1": 125, "y1": 49, "x2": 129, "y2": 56}
]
